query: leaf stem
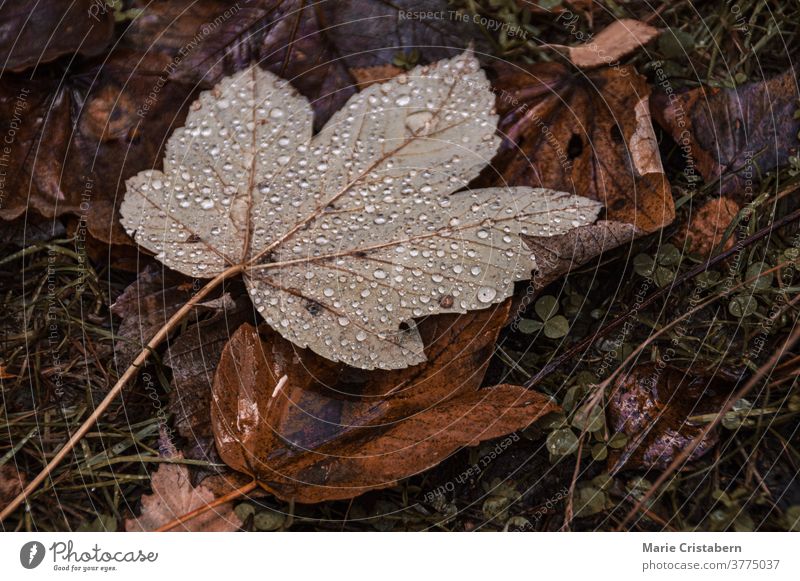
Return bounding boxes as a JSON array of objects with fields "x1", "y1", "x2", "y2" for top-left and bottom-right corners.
[{"x1": 0, "y1": 263, "x2": 245, "y2": 523}]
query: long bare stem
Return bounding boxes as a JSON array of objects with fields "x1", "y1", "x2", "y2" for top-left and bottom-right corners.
[{"x1": 0, "y1": 264, "x2": 244, "y2": 523}]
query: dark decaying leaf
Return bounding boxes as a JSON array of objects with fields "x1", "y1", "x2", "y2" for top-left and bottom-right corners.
[
  {"x1": 651, "y1": 69, "x2": 800, "y2": 196},
  {"x1": 0, "y1": 56, "x2": 196, "y2": 244},
  {"x1": 0, "y1": 0, "x2": 485, "y2": 242},
  {"x1": 0, "y1": 0, "x2": 114, "y2": 72},
  {"x1": 210, "y1": 302, "x2": 558, "y2": 503},
  {"x1": 124, "y1": 453, "x2": 242, "y2": 532},
  {"x1": 481, "y1": 59, "x2": 674, "y2": 286},
  {"x1": 0, "y1": 217, "x2": 65, "y2": 246},
  {"x1": 607, "y1": 363, "x2": 732, "y2": 472}
]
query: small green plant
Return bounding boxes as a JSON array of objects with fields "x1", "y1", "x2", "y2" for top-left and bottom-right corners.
[{"x1": 518, "y1": 295, "x2": 571, "y2": 338}]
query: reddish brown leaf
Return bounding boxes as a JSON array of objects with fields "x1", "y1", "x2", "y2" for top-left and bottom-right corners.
[
  {"x1": 211, "y1": 303, "x2": 558, "y2": 503},
  {"x1": 0, "y1": 0, "x2": 114, "y2": 72},
  {"x1": 350, "y1": 65, "x2": 405, "y2": 90},
  {"x1": 480, "y1": 61, "x2": 673, "y2": 284},
  {"x1": 673, "y1": 197, "x2": 740, "y2": 259},
  {"x1": 487, "y1": 62, "x2": 673, "y2": 233},
  {"x1": 608, "y1": 363, "x2": 732, "y2": 472},
  {"x1": 651, "y1": 69, "x2": 800, "y2": 196}
]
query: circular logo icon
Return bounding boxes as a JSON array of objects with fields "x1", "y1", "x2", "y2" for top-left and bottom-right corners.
[{"x1": 19, "y1": 541, "x2": 46, "y2": 569}]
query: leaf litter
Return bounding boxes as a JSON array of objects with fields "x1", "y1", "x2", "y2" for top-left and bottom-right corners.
[{"x1": 9, "y1": 3, "x2": 792, "y2": 532}]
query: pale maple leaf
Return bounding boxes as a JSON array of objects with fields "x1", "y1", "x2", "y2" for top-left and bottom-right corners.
[{"x1": 121, "y1": 52, "x2": 601, "y2": 370}]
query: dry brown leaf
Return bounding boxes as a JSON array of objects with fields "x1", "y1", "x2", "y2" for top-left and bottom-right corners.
[
  {"x1": 488, "y1": 62, "x2": 673, "y2": 233},
  {"x1": 211, "y1": 304, "x2": 558, "y2": 503},
  {"x1": 125, "y1": 454, "x2": 242, "y2": 531},
  {"x1": 673, "y1": 197, "x2": 740, "y2": 258},
  {"x1": 524, "y1": 221, "x2": 638, "y2": 290},
  {"x1": 608, "y1": 363, "x2": 731, "y2": 472},
  {"x1": 651, "y1": 69, "x2": 800, "y2": 196},
  {"x1": 544, "y1": 19, "x2": 661, "y2": 69},
  {"x1": 480, "y1": 61, "x2": 673, "y2": 284}
]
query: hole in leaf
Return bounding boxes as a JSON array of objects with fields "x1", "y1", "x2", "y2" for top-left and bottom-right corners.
[
  {"x1": 610, "y1": 124, "x2": 623, "y2": 144},
  {"x1": 567, "y1": 133, "x2": 583, "y2": 159}
]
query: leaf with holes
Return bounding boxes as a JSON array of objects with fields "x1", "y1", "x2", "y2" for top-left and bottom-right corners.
[{"x1": 120, "y1": 52, "x2": 601, "y2": 370}]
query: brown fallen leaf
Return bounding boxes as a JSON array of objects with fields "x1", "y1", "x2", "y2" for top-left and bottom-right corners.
[
  {"x1": 211, "y1": 304, "x2": 558, "y2": 503},
  {"x1": 481, "y1": 60, "x2": 673, "y2": 285},
  {"x1": 125, "y1": 454, "x2": 242, "y2": 532},
  {"x1": 651, "y1": 69, "x2": 800, "y2": 196},
  {"x1": 607, "y1": 363, "x2": 731, "y2": 472},
  {"x1": 0, "y1": 0, "x2": 486, "y2": 242},
  {"x1": 0, "y1": 466, "x2": 26, "y2": 511},
  {"x1": 0, "y1": 0, "x2": 114, "y2": 72},
  {"x1": 673, "y1": 197, "x2": 740, "y2": 258},
  {"x1": 545, "y1": 19, "x2": 661, "y2": 69}
]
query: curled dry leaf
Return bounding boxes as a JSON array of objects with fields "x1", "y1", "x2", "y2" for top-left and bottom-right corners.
[
  {"x1": 545, "y1": 19, "x2": 661, "y2": 69},
  {"x1": 211, "y1": 311, "x2": 558, "y2": 503},
  {"x1": 607, "y1": 363, "x2": 731, "y2": 472},
  {"x1": 125, "y1": 454, "x2": 242, "y2": 532},
  {"x1": 0, "y1": 0, "x2": 485, "y2": 242},
  {"x1": 121, "y1": 53, "x2": 601, "y2": 370},
  {"x1": 480, "y1": 61, "x2": 673, "y2": 285},
  {"x1": 651, "y1": 69, "x2": 800, "y2": 196}
]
